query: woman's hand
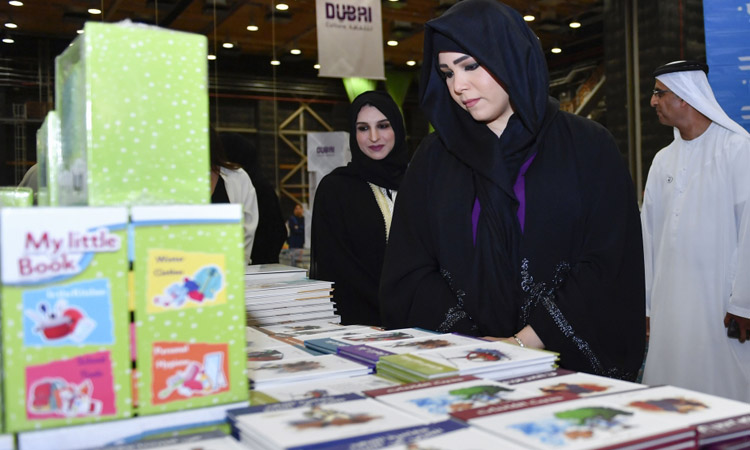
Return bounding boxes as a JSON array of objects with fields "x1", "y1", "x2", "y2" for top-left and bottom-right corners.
[{"x1": 482, "y1": 325, "x2": 545, "y2": 349}]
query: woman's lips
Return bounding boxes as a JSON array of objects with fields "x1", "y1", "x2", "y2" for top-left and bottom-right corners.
[
  {"x1": 463, "y1": 98, "x2": 479, "y2": 108},
  {"x1": 369, "y1": 145, "x2": 384, "y2": 151}
]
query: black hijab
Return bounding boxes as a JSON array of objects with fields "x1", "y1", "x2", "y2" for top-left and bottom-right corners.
[
  {"x1": 336, "y1": 91, "x2": 409, "y2": 190},
  {"x1": 420, "y1": 0, "x2": 560, "y2": 334}
]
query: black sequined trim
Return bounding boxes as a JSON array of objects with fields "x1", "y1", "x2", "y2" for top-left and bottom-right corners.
[
  {"x1": 438, "y1": 268, "x2": 479, "y2": 333},
  {"x1": 519, "y1": 258, "x2": 634, "y2": 380}
]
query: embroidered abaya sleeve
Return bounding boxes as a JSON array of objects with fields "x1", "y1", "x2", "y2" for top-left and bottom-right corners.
[{"x1": 380, "y1": 137, "x2": 479, "y2": 334}]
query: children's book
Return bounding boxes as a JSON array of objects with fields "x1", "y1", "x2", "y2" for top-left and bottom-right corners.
[
  {"x1": 0, "y1": 207, "x2": 132, "y2": 432},
  {"x1": 247, "y1": 344, "x2": 313, "y2": 362},
  {"x1": 131, "y1": 205, "x2": 248, "y2": 415},
  {"x1": 338, "y1": 333, "x2": 487, "y2": 365},
  {"x1": 378, "y1": 421, "x2": 529, "y2": 450},
  {"x1": 229, "y1": 394, "x2": 427, "y2": 450},
  {"x1": 251, "y1": 374, "x2": 400, "y2": 405},
  {"x1": 364, "y1": 375, "x2": 539, "y2": 421},
  {"x1": 502, "y1": 369, "x2": 645, "y2": 398},
  {"x1": 82, "y1": 430, "x2": 245, "y2": 450},
  {"x1": 245, "y1": 264, "x2": 307, "y2": 282},
  {"x1": 248, "y1": 354, "x2": 372, "y2": 389}
]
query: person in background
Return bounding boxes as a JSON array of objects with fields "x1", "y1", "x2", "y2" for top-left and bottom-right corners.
[
  {"x1": 210, "y1": 128, "x2": 259, "y2": 265},
  {"x1": 379, "y1": 0, "x2": 645, "y2": 380},
  {"x1": 287, "y1": 203, "x2": 305, "y2": 249},
  {"x1": 310, "y1": 91, "x2": 409, "y2": 326},
  {"x1": 221, "y1": 132, "x2": 287, "y2": 264},
  {"x1": 641, "y1": 60, "x2": 750, "y2": 402}
]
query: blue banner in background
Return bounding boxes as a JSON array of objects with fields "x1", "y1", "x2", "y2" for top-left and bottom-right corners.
[{"x1": 703, "y1": 0, "x2": 750, "y2": 132}]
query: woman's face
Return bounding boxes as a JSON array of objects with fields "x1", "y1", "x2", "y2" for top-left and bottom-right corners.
[
  {"x1": 355, "y1": 105, "x2": 396, "y2": 160},
  {"x1": 438, "y1": 51, "x2": 514, "y2": 136}
]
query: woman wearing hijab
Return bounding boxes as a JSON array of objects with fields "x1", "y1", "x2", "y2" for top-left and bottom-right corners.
[
  {"x1": 379, "y1": 0, "x2": 646, "y2": 380},
  {"x1": 310, "y1": 91, "x2": 409, "y2": 326}
]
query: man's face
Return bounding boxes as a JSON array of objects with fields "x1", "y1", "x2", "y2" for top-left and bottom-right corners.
[
  {"x1": 294, "y1": 205, "x2": 303, "y2": 217},
  {"x1": 650, "y1": 80, "x2": 682, "y2": 127}
]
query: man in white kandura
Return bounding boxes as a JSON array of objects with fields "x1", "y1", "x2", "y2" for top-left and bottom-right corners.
[{"x1": 642, "y1": 60, "x2": 750, "y2": 402}]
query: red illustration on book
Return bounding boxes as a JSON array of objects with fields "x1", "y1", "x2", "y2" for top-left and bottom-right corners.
[
  {"x1": 541, "y1": 383, "x2": 610, "y2": 396},
  {"x1": 153, "y1": 266, "x2": 223, "y2": 308},
  {"x1": 157, "y1": 352, "x2": 228, "y2": 400},
  {"x1": 25, "y1": 300, "x2": 95, "y2": 342},
  {"x1": 628, "y1": 397, "x2": 707, "y2": 414},
  {"x1": 28, "y1": 378, "x2": 103, "y2": 418}
]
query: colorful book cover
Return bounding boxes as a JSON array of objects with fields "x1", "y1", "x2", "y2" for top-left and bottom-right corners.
[
  {"x1": 453, "y1": 390, "x2": 701, "y2": 450},
  {"x1": 0, "y1": 207, "x2": 132, "y2": 432},
  {"x1": 365, "y1": 375, "x2": 538, "y2": 421},
  {"x1": 377, "y1": 354, "x2": 458, "y2": 380},
  {"x1": 131, "y1": 205, "x2": 248, "y2": 415},
  {"x1": 248, "y1": 354, "x2": 371, "y2": 389},
  {"x1": 247, "y1": 345, "x2": 313, "y2": 362},
  {"x1": 503, "y1": 369, "x2": 645, "y2": 398},
  {"x1": 338, "y1": 344, "x2": 395, "y2": 365},
  {"x1": 231, "y1": 395, "x2": 426, "y2": 450},
  {"x1": 54, "y1": 21, "x2": 210, "y2": 206},
  {"x1": 252, "y1": 374, "x2": 399, "y2": 405}
]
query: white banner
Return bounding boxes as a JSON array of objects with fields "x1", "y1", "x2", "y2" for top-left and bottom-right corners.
[
  {"x1": 307, "y1": 131, "x2": 351, "y2": 205},
  {"x1": 315, "y1": 0, "x2": 385, "y2": 80}
]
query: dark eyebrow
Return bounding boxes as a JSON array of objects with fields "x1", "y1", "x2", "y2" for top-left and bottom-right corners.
[{"x1": 438, "y1": 55, "x2": 472, "y2": 69}]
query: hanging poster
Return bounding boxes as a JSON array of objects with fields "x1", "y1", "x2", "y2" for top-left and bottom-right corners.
[{"x1": 315, "y1": 0, "x2": 385, "y2": 79}]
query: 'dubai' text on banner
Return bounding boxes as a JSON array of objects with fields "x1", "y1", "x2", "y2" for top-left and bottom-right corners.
[{"x1": 315, "y1": 0, "x2": 385, "y2": 80}]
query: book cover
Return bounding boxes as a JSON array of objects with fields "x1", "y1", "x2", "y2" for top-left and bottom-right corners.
[
  {"x1": 377, "y1": 354, "x2": 458, "y2": 380},
  {"x1": 232, "y1": 396, "x2": 426, "y2": 450},
  {"x1": 338, "y1": 344, "x2": 395, "y2": 365},
  {"x1": 0, "y1": 207, "x2": 132, "y2": 432},
  {"x1": 454, "y1": 392, "x2": 695, "y2": 450},
  {"x1": 697, "y1": 413, "x2": 750, "y2": 447},
  {"x1": 365, "y1": 375, "x2": 538, "y2": 421},
  {"x1": 55, "y1": 21, "x2": 210, "y2": 206},
  {"x1": 247, "y1": 344, "x2": 313, "y2": 362},
  {"x1": 378, "y1": 422, "x2": 529, "y2": 450},
  {"x1": 252, "y1": 374, "x2": 400, "y2": 404},
  {"x1": 131, "y1": 205, "x2": 248, "y2": 415},
  {"x1": 248, "y1": 354, "x2": 371, "y2": 389},
  {"x1": 503, "y1": 369, "x2": 645, "y2": 398},
  {"x1": 353, "y1": 333, "x2": 486, "y2": 355}
]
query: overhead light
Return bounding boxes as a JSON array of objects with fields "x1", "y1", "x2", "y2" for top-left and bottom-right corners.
[
  {"x1": 222, "y1": 42, "x2": 234, "y2": 49},
  {"x1": 523, "y1": 14, "x2": 535, "y2": 22},
  {"x1": 290, "y1": 48, "x2": 301, "y2": 55},
  {"x1": 247, "y1": 24, "x2": 258, "y2": 31},
  {"x1": 88, "y1": 8, "x2": 102, "y2": 14},
  {"x1": 569, "y1": 20, "x2": 581, "y2": 28},
  {"x1": 207, "y1": 54, "x2": 217, "y2": 60},
  {"x1": 270, "y1": 59, "x2": 281, "y2": 65},
  {"x1": 275, "y1": 3, "x2": 289, "y2": 10},
  {"x1": 386, "y1": 40, "x2": 398, "y2": 47},
  {"x1": 76, "y1": 29, "x2": 84, "y2": 34},
  {"x1": 9, "y1": 1, "x2": 23, "y2": 6},
  {"x1": 2, "y1": 36, "x2": 13, "y2": 44},
  {"x1": 313, "y1": 63, "x2": 320, "y2": 69},
  {"x1": 406, "y1": 60, "x2": 416, "y2": 66},
  {"x1": 4, "y1": 22, "x2": 17, "y2": 29},
  {"x1": 551, "y1": 46, "x2": 562, "y2": 54}
]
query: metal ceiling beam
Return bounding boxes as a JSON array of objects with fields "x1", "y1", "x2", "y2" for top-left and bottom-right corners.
[{"x1": 160, "y1": 0, "x2": 194, "y2": 27}]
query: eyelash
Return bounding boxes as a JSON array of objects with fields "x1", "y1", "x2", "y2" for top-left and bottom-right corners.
[
  {"x1": 440, "y1": 62, "x2": 480, "y2": 80},
  {"x1": 357, "y1": 123, "x2": 391, "y2": 132}
]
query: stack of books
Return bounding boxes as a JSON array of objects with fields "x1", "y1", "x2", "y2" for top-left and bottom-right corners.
[
  {"x1": 246, "y1": 326, "x2": 315, "y2": 362},
  {"x1": 451, "y1": 384, "x2": 750, "y2": 450},
  {"x1": 375, "y1": 340, "x2": 558, "y2": 383},
  {"x1": 304, "y1": 327, "x2": 438, "y2": 356},
  {"x1": 248, "y1": 354, "x2": 372, "y2": 391},
  {"x1": 250, "y1": 374, "x2": 400, "y2": 406},
  {"x1": 337, "y1": 332, "x2": 489, "y2": 366},
  {"x1": 244, "y1": 278, "x2": 337, "y2": 327}
]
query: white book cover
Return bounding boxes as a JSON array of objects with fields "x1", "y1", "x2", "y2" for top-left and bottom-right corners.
[
  {"x1": 255, "y1": 374, "x2": 400, "y2": 403},
  {"x1": 248, "y1": 344, "x2": 313, "y2": 362},
  {"x1": 248, "y1": 309, "x2": 339, "y2": 327},
  {"x1": 246, "y1": 326, "x2": 287, "y2": 349},
  {"x1": 245, "y1": 278, "x2": 332, "y2": 296},
  {"x1": 414, "y1": 339, "x2": 557, "y2": 376},
  {"x1": 248, "y1": 354, "x2": 371, "y2": 388},
  {"x1": 245, "y1": 263, "x2": 307, "y2": 278},
  {"x1": 366, "y1": 375, "x2": 539, "y2": 421},
  {"x1": 349, "y1": 333, "x2": 486, "y2": 355},
  {"x1": 503, "y1": 369, "x2": 645, "y2": 398},
  {"x1": 247, "y1": 302, "x2": 335, "y2": 319},
  {"x1": 234, "y1": 397, "x2": 426, "y2": 449},
  {"x1": 260, "y1": 323, "x2": 367, "y2": 339},
  {"x1": 380, "y1": 426, "x2": 528, "y2": 450},
  {"x1": 457, "y1": 392, "x2": 695, "y2": 450},
  {"x1": 329, "y1": 328, "x2": 438, "y2": 346},
  {"x1": 245, "y1": 296, "x2": 334, "y2": 310}
]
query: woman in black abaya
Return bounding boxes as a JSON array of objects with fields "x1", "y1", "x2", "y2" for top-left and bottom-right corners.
[
  {"x1": 310, "y1": 91, "x2": 409, "y2": 326},
  {"x1": 379, "y1": 0, "x2": 646, "y2": 380}
]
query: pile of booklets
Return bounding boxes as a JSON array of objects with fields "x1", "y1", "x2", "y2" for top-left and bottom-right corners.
[
  {"x1": 373, "y1": 338, "x2": 558, "y2": 383},
  {"x1": 248, "y1": 353, "x2": 373, "y2": 391},
  {"x1": 244, "y1": 264, "x2": 339, "y2": 327}
]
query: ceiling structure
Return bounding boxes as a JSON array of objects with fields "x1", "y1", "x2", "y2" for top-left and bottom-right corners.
[{"x1": 0, "y1": 0, "x2": 604, "y2": 77}]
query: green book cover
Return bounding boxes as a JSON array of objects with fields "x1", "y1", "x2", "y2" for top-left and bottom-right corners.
[
  {"x1": 378, "y1": 353, "x2": 458, "y2": 379},
  {"x1": 131, "y1": 205, "x2": 248, "y2": 415},
  {"x1": 55, "y1": 21, "x2": 210, "y2": 206},
  {"x1": 0, "y1": 207, "x2": 132, "y2": 432}
]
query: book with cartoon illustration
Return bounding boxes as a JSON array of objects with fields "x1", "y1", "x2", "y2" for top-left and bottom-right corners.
[
  {"x1": 228, "y1": 394, "x2": 427, "y2": 450},
  {"x1": 248, "y1": 354, "x2": 372, "y2": 390},
  {"x1": 304, "y1": 327, "x2": 440, "y2": 356},
  {"x1": 452, "y1": 385, "x2": 750, "y2": 450},
  {"x1": 377, "y1": 421, "x2": 528, "y2": 450},
  {"x1": 0, "y1": 207, "x2": 133, "y2": 432},
  {"x1": 338, "y1": 333, "x2": 487, "y2": 365},
  {"x1": 364, "y1": 375, "x2": 540, "y2": 422},
  {"x1": 250, "y1": 374, "x2": 400, "y2": 406},
  {"x1": 131, "y1": 205, "x2": 248, "y2": 415},
  {"x1": 502, "y1": 369, "x2": 646, "y2": 398}
]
